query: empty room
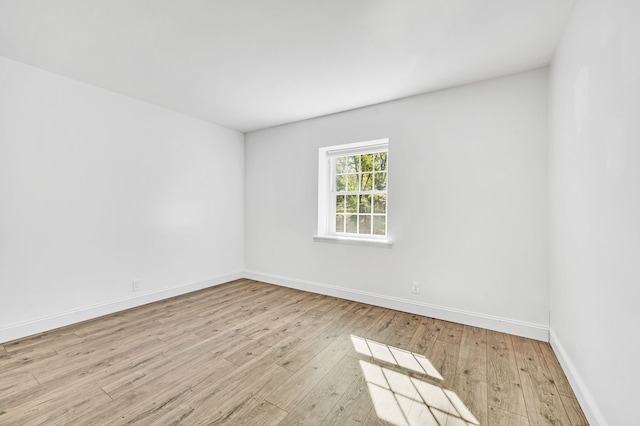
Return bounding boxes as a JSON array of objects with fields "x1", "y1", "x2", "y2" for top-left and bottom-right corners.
[{"x1": 0, "y1": 0, "x2": 638, "y2": 425}]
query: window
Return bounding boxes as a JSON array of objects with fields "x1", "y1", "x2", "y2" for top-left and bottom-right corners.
[
  {"x1": 315, "y1": 139, "x2": 391, "y2": 247},
  {"x1": 334, "y1": 151, "x2": 388, "y2": 235}
]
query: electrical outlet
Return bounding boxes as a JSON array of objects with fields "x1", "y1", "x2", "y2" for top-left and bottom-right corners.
[
  {"x1": 132, "y1": 280, "x2": 142, "y2": 292},
  {"x1": 411, "y1": 281, "x2": 420, "y2": 294}
]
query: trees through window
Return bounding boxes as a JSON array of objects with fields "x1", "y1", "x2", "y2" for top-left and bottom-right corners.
[
  {"x1": 333, "y1": 151, "x2": 387, "y2": 236},
  {"x1": 317, "y1": 139, "x2": 389, "y2": 244}
]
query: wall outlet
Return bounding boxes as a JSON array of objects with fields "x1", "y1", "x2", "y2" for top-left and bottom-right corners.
[
  {"x1": 411, "y1": 281, "x2": 420, "y2": 294},
  {"x1": 132, "y1": 280, "x2": 142, "y2": 292}
]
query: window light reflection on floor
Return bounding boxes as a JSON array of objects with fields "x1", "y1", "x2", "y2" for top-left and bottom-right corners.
[
  {"x1": 351, "y1": 335, "x2": 479, "y2": 426},
  {"x1": 350, "y1": 335, "x2": 444, "y2": 381}
]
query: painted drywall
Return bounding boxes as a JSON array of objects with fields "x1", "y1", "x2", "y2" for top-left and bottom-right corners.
[
  {"x1": 0, "y1": 56, "x2": 244, "y2": 342},
  {"x1": 549, "y1": 0, "x2": 640, "y2": 424},
  {"x1": 245, "y1": 69, "x2": 550, "y2": 339}
]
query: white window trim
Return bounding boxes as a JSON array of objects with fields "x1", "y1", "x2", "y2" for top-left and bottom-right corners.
[
  {"x1": 312, "y1": 234, "x2": 393, "y2": 248},
  {"x1": 315, "y1": 138, "x2": 392, "y2": 248}
]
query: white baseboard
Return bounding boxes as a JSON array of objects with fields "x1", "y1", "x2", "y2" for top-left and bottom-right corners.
[
  {"x1": 2, "y1": 269, "x2": 549, "y2": 345},
  {"x1": 0, "y1": 271, "x2": 244, "y2": 344},
  {"x1": 244, "y1": 270, "x2": 549, "y2": 341},
  {"x1": 550, "y1": 328, "x2": 607, "y2": 426}
]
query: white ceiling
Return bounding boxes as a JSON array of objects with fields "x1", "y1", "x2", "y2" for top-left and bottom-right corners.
[{"x1": 0, "y1": 0, "x2": 575, "y2": 132}]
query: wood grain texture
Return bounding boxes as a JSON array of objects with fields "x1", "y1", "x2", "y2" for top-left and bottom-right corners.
[
  {"x1": 452, "y1": 373, "x2": 488, "y2": 425},
  {"x1": 427, "y1": 339, "x2": 460, "y2": 389},
  {"x1": 278, "y1": 355, "x2": 360, "y2": 424},
  {"x1": 456, "y1": 325, "x2": 487, "y2": 382},
  {"x1": 488, "y1": 405, "x2": 530, "y2": 426},
  {"x1": 321, "y1": 374, "x2": 373, "y2": 425},
  {"x1": 487, "y1": 330, "x2": 528, "y2": 417},
  {"x1": 0, "y1": 279, "x2": 587, "y2": 425},
  {"x1": 561, "y1": 395, "x2": 590, "y2": 426},
  {"x1": 516, "y1": 351, "x2": 573, "y2": 426}
]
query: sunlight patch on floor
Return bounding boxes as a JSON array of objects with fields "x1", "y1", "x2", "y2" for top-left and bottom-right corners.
[
  {"x1": 350, "y1": 335, "x2": 443, "y2": 381},
  {"x1": 352, "y1": 335, "x2": 479, "y2": 426}
]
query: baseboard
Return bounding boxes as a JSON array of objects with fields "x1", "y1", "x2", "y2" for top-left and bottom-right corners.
[
  {"x1": 2, "y1": 269, "x2": 549, "y2": 345},
  {"x1": 0, "y1": 270, "x2": 244, "y2": 344},
  {"x1": 244, "y1": 270, "x2": 549, "y2": 341},
  {"x1": 549, "y1": 328, "x2": 608, "y2": 426}
]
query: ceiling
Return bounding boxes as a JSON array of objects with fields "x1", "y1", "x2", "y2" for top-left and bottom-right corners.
[{"x1": 0, "y1": 0, "x2": 575, "y2": 132}]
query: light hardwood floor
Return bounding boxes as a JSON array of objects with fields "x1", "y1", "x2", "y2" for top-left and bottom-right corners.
[{"x1": 0, "y1": 279, "x2": 588, "y2": 425}]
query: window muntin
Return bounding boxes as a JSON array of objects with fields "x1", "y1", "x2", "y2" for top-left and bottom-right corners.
[
  {"x1": 330, "y1": 149, "x2": 388, "y2": 238},
  {"x1": 316, "y1": 139, "x2": 390, "y2": 246}
]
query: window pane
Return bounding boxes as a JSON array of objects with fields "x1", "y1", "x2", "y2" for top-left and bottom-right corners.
[
  {"x1": 347, "y1": 156, "x2": 358, "y2": 173},
  {"x1": 360, "y1": 173, "x2": 372, "y2": 191},
  {"x1": 347, "y1": 174, "x2": 359, "y2": 191},
  {"x1": 359, "y1": 215, "x2": 372, "y2": 234},
  {"x1": 359, "y1": 194, "x2": 371, "y2": 213},
  {"x1": 373, "y1": 215, "x2": 386, "y2": 235},
  {"x1": 373, "y1": 194, "x2": 386, "y2": 213},
  {"x1": 346, "y1": 215, "x2": 357, "y2": 233},
  {"x1": 374, "y1": 172, "x2": 387, "y2": 191},
  {"x1": 324, "y1": 144, "x2": 388, "y2": 239},
  {"x1": 346, "y1": 195, "x2": 358, "y2": 213},
  {"x1": 336, "y1": 195, "x2": 345, "y2": 213},
  {"x1": 361, "y1": 154, "x2": 373, "y2": 172},
  {"x1": 374, "y1": 152, "x2": 387, "y2": 171}
]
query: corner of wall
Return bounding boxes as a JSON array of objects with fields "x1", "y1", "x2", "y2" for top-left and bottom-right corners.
[
  {"x1": 245, "y1": 270, "x2": 549, "y2": 341},
  {"x1": 549, "y1": 328, "x2": 608, "y2": 426},
  {"x1": 0, "y1": 271, "x2": 243, "y2": 344}
]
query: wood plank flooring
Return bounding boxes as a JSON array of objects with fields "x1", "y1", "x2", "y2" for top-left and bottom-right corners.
[{"x1": 0, "y1": 279, "x2": 588, "y2": 425}]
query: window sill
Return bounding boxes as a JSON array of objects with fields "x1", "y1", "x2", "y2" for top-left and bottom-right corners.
[{"x1": 313, "y1": 235, "x2": 393, "y2": 248}]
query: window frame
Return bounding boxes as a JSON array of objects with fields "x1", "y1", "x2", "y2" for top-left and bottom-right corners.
[{"x1": 315, "y1": 139, "x2": 392, "y2": 248}]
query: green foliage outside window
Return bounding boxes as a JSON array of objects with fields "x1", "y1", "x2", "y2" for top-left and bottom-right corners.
[{"x1": 334, "y1": 151, "x2": 387, "y2": 236}]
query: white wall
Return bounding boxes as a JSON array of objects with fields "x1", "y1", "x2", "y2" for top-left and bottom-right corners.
[
  {"x1": 245, "y1": 69, "x2": 550, "y2": 339},
  {"x1": 549, "y1": 0, "x2": 640, "y2": 424},
  {"x1": 0, "y1": 56, "x2": 244, "y2": 342}
]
